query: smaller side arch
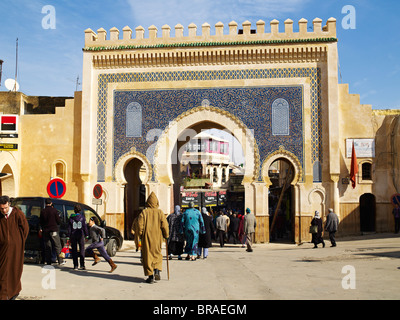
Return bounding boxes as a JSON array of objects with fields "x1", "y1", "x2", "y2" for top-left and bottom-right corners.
[
  {"x1": 308, "y1": 187, "x2": 326, "y2": 205},
  {"x1": 261, "y1": 146, "x2": 303, "y2": 186},
  {"x1": 0, "y1": 151, "x2": 18, "y2": 197},
  {"x1": 114, "y1": 147, "x2": 152, "y2": 186}
]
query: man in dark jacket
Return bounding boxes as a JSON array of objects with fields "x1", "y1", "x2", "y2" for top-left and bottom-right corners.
[
  {"x1": 40, "y1": 199, "x2": 65, "y2": 265},
  {"x1": 228, "y1": 212, "x2": 240, "y2": 244},
  {"x1": 198, "y1": 207, "x2": 215, "y2": 259},
  {"x1": 325, "y1": 208, "x2": 339, "y2": 247}
]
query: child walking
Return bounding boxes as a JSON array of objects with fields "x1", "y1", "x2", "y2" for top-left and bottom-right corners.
[{"x1": 85, "y1": 217, "x2": 117, "y2": 273}]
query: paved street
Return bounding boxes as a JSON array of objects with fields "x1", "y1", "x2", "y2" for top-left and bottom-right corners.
[{"x1": 18, "y1": 233, "x2": 400, "y2": 301}]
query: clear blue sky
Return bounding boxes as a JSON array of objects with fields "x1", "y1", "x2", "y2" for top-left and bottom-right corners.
[{"x1": 0, "y1": 0, "x2": 399, "y2": 109}]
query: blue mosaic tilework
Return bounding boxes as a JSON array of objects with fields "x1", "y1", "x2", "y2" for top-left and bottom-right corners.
[
  {"x1": 96, "y1": 68, "x2": 322, "y2": 182},
  {"x1": 113, "y1": 86, "x2": 303, "y2": 181}
]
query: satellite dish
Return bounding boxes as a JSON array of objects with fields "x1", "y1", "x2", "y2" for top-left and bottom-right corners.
[{"x1": 4, "y1": 79, "x2": 19, "y2": 91}]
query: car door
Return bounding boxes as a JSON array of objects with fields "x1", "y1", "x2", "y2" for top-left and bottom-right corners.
[
  {"x1": 13, "y1": 199, "x2": 43, "y2": 251},
  {"x1": 52, "y1": 203, "x2": 66, "y2": 245}
]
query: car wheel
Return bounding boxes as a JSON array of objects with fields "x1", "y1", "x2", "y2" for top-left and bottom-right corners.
[{"x1": 107, "y1": 238, "x2": 117, "y2": 257}]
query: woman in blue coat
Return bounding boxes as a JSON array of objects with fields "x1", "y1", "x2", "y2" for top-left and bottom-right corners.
[{"x1": 181, "y1": 202, "x2": 205, "y2": 261}]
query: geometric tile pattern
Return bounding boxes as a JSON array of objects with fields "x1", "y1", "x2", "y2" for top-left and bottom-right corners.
[{"x1": 96, "y1": 68, "x2": 322, "y2": 182}]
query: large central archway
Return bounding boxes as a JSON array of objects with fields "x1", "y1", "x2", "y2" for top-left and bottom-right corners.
[
  {"x1": 152, "y1": 105, "x2": 260, "y2": 215},
  {"x1": 170, "y1": 121, "x2": 245, "y2": 208},
  {"x1": 154, "y1": 105, "x2": 260, "y2": 186}
]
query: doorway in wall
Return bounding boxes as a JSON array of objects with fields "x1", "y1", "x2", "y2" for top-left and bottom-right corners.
[
  {"x1": 360, "y1": 193, "x2": 376, "y2": 233},
  {"x1": 268, "y1": 158, "x2": 295, "y2": 243},
  {"x1": 123, "y1": 158, "x2": 146, "y2": 239}
]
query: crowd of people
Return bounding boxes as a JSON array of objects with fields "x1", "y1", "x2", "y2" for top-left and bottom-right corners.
[
  {"x1": 0, "y1": 190, "x2": 344, "y2": 298},
  {"x1": 130, "y1": 193, "x2": 257, "y2": 283},
  {"x1": 166, "y1": 204, "x2": 257, "y2": 261}
]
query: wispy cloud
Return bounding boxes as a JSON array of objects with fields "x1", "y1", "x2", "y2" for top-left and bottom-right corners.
[
  {"x1": 360, "y1": 90, "x2": 377, "y2": 100},
  {"x1": 126, "y1": 0, "x2": 310, "y2": 32}
]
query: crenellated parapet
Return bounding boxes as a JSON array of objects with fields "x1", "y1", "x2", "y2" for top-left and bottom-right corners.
[
  {"x1": 84, "y1": 18, "x2": 337, "y2": 68},
  {"x1": 84, "y1": 18, "x2": 337, "y2": 50}
]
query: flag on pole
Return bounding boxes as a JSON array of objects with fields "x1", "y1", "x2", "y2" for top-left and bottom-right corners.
[{"x1": 350, "y1": 141, "x2": 358, "y2": 189}]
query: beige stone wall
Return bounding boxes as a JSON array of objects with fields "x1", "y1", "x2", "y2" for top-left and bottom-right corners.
[{"x1": 18, "y1": 92, "x2": 82, "y2": 201}]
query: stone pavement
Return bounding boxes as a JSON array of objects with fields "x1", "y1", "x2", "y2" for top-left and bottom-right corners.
[{"x1": 18, "y1": 233, "x2": 400, "y2": 300}]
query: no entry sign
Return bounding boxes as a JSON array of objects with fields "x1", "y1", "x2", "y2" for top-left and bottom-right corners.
[
  {"x1": 391, "y1": 194, "x2": 400, "y2": 206},
  {"x1": 47, "y1": 178, "x2": 66, "y2": 198},
  {"x1": 93, "y1": 184, "x2": 103, "y2": 199}
]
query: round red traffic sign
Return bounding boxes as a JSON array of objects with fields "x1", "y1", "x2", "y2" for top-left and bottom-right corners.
[
  {"x1": 47, "y1": 178, "x2": 66, "y2": 198},
  {"x1": 93, "y1": 184, "x2": 103, "y2": 199}
]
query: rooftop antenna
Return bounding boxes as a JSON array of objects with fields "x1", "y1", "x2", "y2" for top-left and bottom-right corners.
[
  {"x1": 4, "y1": 39, "x2": 20, "y2": 92},
  {"x1": 75, "y1": 75, "x2": 81, "y2": 91},
  {"x1": 0, "y1": 59, "x2": 3, "y2": 86},
  {"x1": 13, "y1": 38, "x2": 18, "y2": 92}
]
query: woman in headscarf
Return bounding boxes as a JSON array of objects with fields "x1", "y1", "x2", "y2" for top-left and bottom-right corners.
[
  {"x1": 311, "y1": 211, "x2": 325, "y2": 248},
  {"x1": 166, "y1": 205, "x2": 184, "y2": 260},
  {"x1": 181, "y1": 202, "x2": 205, "y2": 261},
  {"x1": 197, "y1": 207, "x2": 215, "y2": 259}
]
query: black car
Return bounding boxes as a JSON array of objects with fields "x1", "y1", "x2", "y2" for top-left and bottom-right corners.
[{"x1": 11, "y1": 197, "x2": 123, "y2": 263}]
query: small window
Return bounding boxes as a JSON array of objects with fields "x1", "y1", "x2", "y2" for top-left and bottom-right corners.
[
  {"x1": 272, "y1": 98, "x2": 290, "y2": 136},
  {"x1": 313, "y1": 161, "x2": 322, "y2": 182},
  {"x1": 51, "y1": 160, "x2": 66, "y2": 181},
  {"x1": 126, "y1": 102, "x2": 142, "y2": 137},
  {"x1": 362, "y1": 163, "x2": 372, "y2": 180}
]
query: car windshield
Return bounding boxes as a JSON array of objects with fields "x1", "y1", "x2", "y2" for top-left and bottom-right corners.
[
  {"x1": 65, "y1": 204, "x2": 100, "y2": 226},
  {"x1": 12, "y1": 199, "x2": 42, "y2": 218},
  {"x1": 83, "y1": 207, "x2": 101, "y2": 225}
]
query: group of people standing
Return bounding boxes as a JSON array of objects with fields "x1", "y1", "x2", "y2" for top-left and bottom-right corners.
[
  {"x1": 40, "y1": 198, "x2": 117, "y2": 272},
  {"x1": 215, "y1": 208, "x2": 257, "y2": 252},
  {"x1": 133, "y1": 192, "x2": 258, "y2": 284},
  {"x1": 0, "y1": 195, "x2": 118, "y2": 300},
  {"x1": 0, "y1": 188, "x2": 345, "y2": 298},
  {"x1": 167, "y1": 204, "x2": 257, "y2": 260}
]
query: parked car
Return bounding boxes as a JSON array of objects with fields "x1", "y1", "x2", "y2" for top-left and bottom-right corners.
[{"x1": 11, "y1": 197, "x2": 123, "y2": 263}]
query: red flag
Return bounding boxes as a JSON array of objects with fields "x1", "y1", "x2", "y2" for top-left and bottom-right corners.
[{"x1": 350, "y1": 142, "x2": 358, "y2": 189}]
